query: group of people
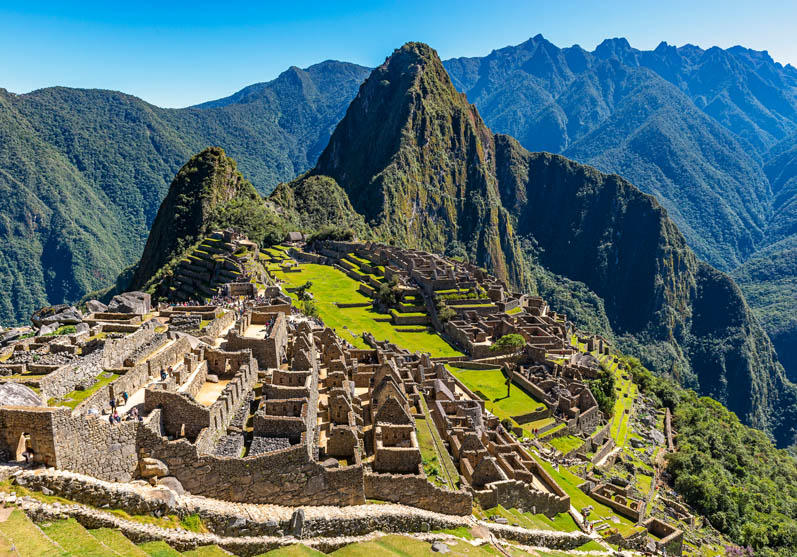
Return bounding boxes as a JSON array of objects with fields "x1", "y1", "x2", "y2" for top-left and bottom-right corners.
[{"x1": 106, "y1": 390, "x2": 142, "y2": 424}]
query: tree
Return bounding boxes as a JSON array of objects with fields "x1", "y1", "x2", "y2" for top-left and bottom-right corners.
[
  {"x1": 296, "y1": 281, "x2": 313, "y2": 301},
  {"x1": 438, "y1": 305, "x2": 456, "y2": 322},
  {"x1": 490, "y1": 333, "x2": 526, "y2": 353}
]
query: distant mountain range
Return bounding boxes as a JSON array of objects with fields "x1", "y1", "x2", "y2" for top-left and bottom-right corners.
[{"x1": 1, "y1": 35, "x2": 796, "y2": 403}]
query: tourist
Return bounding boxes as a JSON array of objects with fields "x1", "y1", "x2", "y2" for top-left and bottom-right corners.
[
  {"x1": 113, "y1": 411, "x2": 121, "y2": 424},
  {"x1": 122, "y1": 391, "x2": 129, "y2": 404},
  {"x1": 22, "y1": 448, "x2": 34, "y2": 465},
  {"x1": 108, "y1": 412, "x2": 114, "y2": 425},
  {"x1": 110, "y1": 397, "x2": 116, "y2": 410},
  {"x1": 160, "y1": 368, "x2": 167, "y2": 381}
]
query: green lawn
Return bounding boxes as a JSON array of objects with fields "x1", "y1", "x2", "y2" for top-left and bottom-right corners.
[
  {"x1": 528, "y1": 452, "x2": 638, "y2": 537},
  {"x1": 331, "y1": 534, "x2": 495, "y2": 557},
  {"x1": 483, "y1": 505, "x2": 580, "y2": 532},
  {"x1": 137, "y1": 541, "x2": 181, "y2": 557},
  {"x1": 416, "y1": 397, "x2": 459, "y2": 489},
  {"x1": 446, "y1": 365, "x2": 545, "y2": 431},
  {"x1": 0, "y1": 510, "x2": 66, "y2": 557},
  {"x1": 181, "y1": 546, "x2": 230, "y2": 556},
  {"x1": 274, "y1": 264, "x2": 461, "y2": 357},
  {"x1": 89, "y1": 528, "x2": 149, "y2": 557},
  {"x1": 49, "y1": 372, "x2": 122, "y2": 409},
  {"x1": 259, "y1": 545, "x2": 325, "y2": 557},
  {"x1": 547, "y1": 435, "x2": 584, "y2": 454},
  {"x1": 40, "y1": 518, "x2": 114, "y2": 556}
]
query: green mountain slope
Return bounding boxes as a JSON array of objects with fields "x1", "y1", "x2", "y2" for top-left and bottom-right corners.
[
  {"x1": 275, "y1": 42, "x2": 797, "y2": 446},
  {"x1": 0, "y1": 61, "x2": 368, "y2": 325}
]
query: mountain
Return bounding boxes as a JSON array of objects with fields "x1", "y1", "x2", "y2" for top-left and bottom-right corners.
[
  {"x1": 443, "y1": 34, "x2": 797, "y2": 387},
  {"x1": 129, "y1": 146, "x2": 285, "y2": 295},
  {"x1": 0, "y1": 61, "x2": 369, "y2": 326},
  {"x1": 275, "y1": 42, "x2": 797, "y2": 446}
]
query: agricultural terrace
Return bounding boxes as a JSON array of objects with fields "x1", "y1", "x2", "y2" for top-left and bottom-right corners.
[
  {"x1": 445, "y1": 364, "x2": 547, "y2": 436},
  {"x1": 272, "y1": 263, "x2": 462, "y2": 358}
]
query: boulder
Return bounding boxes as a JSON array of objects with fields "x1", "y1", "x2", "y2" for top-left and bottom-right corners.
[
  {"x1": 431, "y1": 542, "x2": 450, "y2": 553},
  {"x1": 139, "y1": 457, "x2": 169, "y2": 479},
  {"x1": 0, "y1": 328, "x2": 27, "y2": 346},
  {"x1": 85, "y1": 300, "x2": 108, "y2": 314},
  {"x1": 321, "y1": 458, "x2": 339, "y2": 468},
  {"x1": 109, "y1": 292, "x2": 151, "y2": 314},
  {"x1": 148, "y1": 486, "x2": 177, "y2": 508},
  {"x1": 31, "y1": 304, "x2": 71, "y2": 327},
  {"x1": 0, "y1": 383, "x2": 42, "y2": 407},
  {"x1": 41, "y1": 307, "x2": 83, "y2": 326},
  {"x1": 158, "y1": 476, "x2": 185, "y2": 495},
  {"x1": 206, "y1": 374, "x2": 219, "y2": 383},
  {"x1": 39, "y1": 322, "x2": 61, "y2": 336},
  {"x1": 157, "y1": 476, "x2": 185, "y2": 495},
  {"x1": 76, "y1": 322, "x2": 90, "y2": 335}
]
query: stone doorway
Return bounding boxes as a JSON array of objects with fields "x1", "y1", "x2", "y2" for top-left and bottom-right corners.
[{"x1": 14, "y1": 433, "x2": 28, "y2": 462}]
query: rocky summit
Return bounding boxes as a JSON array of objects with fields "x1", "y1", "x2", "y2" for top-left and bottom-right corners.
[{"x1": 1, "y1": 36, "x2": 796, "y2": 557}]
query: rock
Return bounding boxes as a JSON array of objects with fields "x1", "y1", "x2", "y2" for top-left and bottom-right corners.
[
  {"x1": 109, "y1": 292, "x2": 151, "y2": 314},
  {"x1": 39, "y1": 322, "x2": 61, "y2": 336},
  {"x1": 156, "y1": 476, "x2": 185, "y2": 495},
  {"x1": 85, "y1": 300, "x2": 108, "y2": 314},
  {"x1": 76, "y1": 322, "x2": 90, "y2": 335},
  {"x1": 431, "y1": 542, "x2": 450, "y2": 553},
  {"x1": 206, "y1": 374, "x2": 219, "y2": 383},
  {"x1": 0, "y1": 328, "x2": 28, "y2": 345},
  {"x1": 650, "y1": 428, "x2": 666, "y2": 445},
  {"x1": 148, "y1": 487, "x2": 177, "y2": 508},
  {"x1": 31, "y1": 304, "x2": 70, "y2": 327},
  {"x1": 0, "y1": 383, "x2": 42, "y2": 407},
  {"x1": 41, "y1": 487, "x2": 53, "y2": 496},
  {"x1": 321, "y1": 458, "x2": 339, "y2": 468},
  {"x1": 629, "y1": 437, "x2": 645, "y2": 449},
  {"x1": 289, "y1": 508, "x2": 305, "y2": 537},
  {"x1": 41, "y1": 307, "x2": 83, "y2": 326},
  {"x1": 139, "y1": 457, "x2": 169, "y2": 479},
  {"x1": 494, "y1": 517, "x2": 508, "y2": 524}
]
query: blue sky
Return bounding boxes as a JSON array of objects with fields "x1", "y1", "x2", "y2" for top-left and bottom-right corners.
[{"x1": 2, "y1": 0, "x2": 796, "y2": 108}]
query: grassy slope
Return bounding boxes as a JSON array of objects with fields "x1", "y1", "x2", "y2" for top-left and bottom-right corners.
[{"x1": 273, "y1": 264, "x2": 461, "y2": 357}]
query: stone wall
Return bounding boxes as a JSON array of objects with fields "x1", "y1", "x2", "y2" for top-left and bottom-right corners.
[
  {"x1": 52, "y1": 413, "x2": 140, "y2": 482},
  {"x1": 475, "y1": 479, "x2": 569, "y2": 518},
  {"x1": 0, "y1": 407, "x2": 61, "y2": 466},
  {"x1": 363, "y1": 472, "x2": 472, "y2": 515},
  {"x1": 140, "y1": 424, "x2": 365, "y2": 506},
  {"x1": 201, "y1": 310, "x2": 235, "y2": 341}
]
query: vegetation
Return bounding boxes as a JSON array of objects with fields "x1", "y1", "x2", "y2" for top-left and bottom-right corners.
[
  {"x1": 490, "y1": 333, "x2": 525, "y2": 353},
  {"x1": 274, "y1": 264, "x2": 461, "y2": 357},
  {"x1": 586, "y1": 364, "x2": 617, "y2": 415}
]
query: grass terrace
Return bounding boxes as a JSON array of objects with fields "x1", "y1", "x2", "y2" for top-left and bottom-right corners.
[
  {"x1": 479, "y1": 504, "x2": 580, "y2": 532},
  {"x1": 547, "y1": 434, "x2": 584, "y2": 454},
  {"x1": 446, "y1": 365, "x2": 546, "y2": 435},
  {"x1": 273, "y1": 264, "x2": 461, "y2": 357},
  {"x1": 48, "y1": 371, "x2": 122, "y2": 409}
]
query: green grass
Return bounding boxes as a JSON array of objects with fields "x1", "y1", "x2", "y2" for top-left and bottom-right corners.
[
  {"x1": 49, "y1": 372, "x2": 122, "y2": 409},
  {"x1": 528, "y1": 452, "x2": 637, "y2": 537},
  {"x1": 331, "y1": 535, "x2": 496, "y2": 556},
  {"x1": 89, "y1": 529, "x2": 149, "y2": 557},
  {"x1": 258, "y1": 545, "x2": 325, "y2": 557},
  {"x1": 40, "y1": 518, "x2": 115, "y2": 556},
  {"x1": 415, "y1": 396, "x2": 459, "y2": 489},
  {"x1": 137, "y1": 541, "x2": 180, "y2": 557},
  {"x1": 0, "y1": 510, "x2": 67, "y2": 557},
  {"x1": 483, "y1": 505, "x2": 579, "y2": 532},
  {"x1": 576, "y1": 540, "x2": 606, "y2": 551},
  {"x1": 446, "y1": 365, "x2": 545, "y2": 433},
  {"x1": 275, "y1": 264, "x2": 461, "y2": 357},
  {"x1": 506, "y1": 306, "x2": 523, "y2": 315},
  {"x1": 180, "y1": 546, "x2": 229, "y2": 556},
  {"x1": 547, "y1": 435, "x2": 584, "y2": 454}
]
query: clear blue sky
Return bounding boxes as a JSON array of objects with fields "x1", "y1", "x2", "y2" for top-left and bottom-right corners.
[{"x1": 2, "y1": 0, "x2": 795, "y2": 108}]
